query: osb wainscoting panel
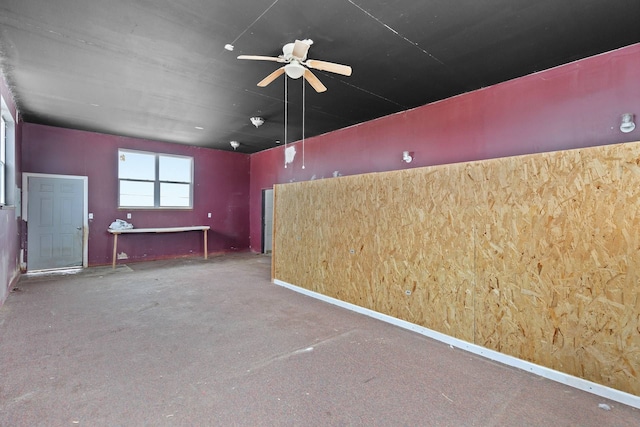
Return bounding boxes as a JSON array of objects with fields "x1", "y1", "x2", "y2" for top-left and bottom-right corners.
[
  {"x1": 273, "y1": 141, "x2": 640, "y2": 396},
  {"x1": 473, "y1": 144, "x2": 640, "y2": 395}
]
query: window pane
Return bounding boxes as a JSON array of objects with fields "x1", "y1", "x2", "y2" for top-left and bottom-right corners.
[
  {"x1": 119, "y1": 150, "x2": 155, "y2": 180},
  {"x1": 0, "y1": 116, "x2": 4, "y2": 204},
  {"x1": 160, "y1": 183, "x2": 191, "y2": 207},
  {"x1": 120, "y1": 180, "x2": 154, "y2": 207},
  {"x1": 0, "y1": 163, "x2": 4, "y2": 205},
  {"x1": 1, "y1": 116, "x2": 5, "y2": 163},
  {"x1": 159, "y1": 155, "x2": 192, "y2": 183}
]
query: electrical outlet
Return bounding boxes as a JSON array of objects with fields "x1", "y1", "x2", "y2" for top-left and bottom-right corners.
[
  {"x1": 126, "y1": 213, "x2": 131, "y2": 219},
  {"x1": 88, "y1": 213, "x2": 94, "y2": 220},
  {"x1": 207, "y1": 213, "x2": 211, "y2": 218}
]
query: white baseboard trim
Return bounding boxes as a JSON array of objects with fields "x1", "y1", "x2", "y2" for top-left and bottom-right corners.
[{"x1": 273, "y1": 278, "x2": 640, "y2": 410}]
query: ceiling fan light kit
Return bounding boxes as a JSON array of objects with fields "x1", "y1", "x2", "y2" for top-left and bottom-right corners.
[{"x1": 284, "y1": 62, "x2": 306, "y2": 79}]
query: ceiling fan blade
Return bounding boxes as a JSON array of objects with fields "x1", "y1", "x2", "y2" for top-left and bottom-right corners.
[
  {"x1": 237, "y1": 55, "x2": 284, "y2": 62},
  {"x1": 303, "y1": 69, "x2": 327, "y2": 93},
  {"x1": 291, "y1": 40, "x2": 311, "y2": 60},
  {"x1": 306, "y1": 59, "x2": 352, "y2": 76},
  {"x1": 257, "y1": 67, "x2": 286, "y2": 87}
]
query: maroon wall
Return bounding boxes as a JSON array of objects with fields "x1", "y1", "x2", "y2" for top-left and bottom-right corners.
[
  {"x1": 22, "y1": 124, "x2": 250, "y2": 266},
  {"x1": 0, "y1": 74, "x2": 22, "y2": 304},
  {"x1": 249, "y1": 43, "x2": 640, "y2": 252}
]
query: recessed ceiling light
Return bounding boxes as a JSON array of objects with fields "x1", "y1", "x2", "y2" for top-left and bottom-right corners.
[
  {"x1": 195, "y1": 126, "x2": 204, "y2": 130},
  {"x1": 275, "y1": 140, "x2": 281, "y2": 144}
]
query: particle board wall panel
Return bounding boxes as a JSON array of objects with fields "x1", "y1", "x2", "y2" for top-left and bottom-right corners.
[
  {"x1": 275, "y1": 167, "x2": 476, "y2": 342},
  {"x1": 273, "y1": 141, "x2": 640, "y2": 396},
  {"x1": 371, "y1": 167, "x2": 475, "y2": 341},
  {"x1": 473, "y1": 144, "x2": 640, "y2": 394},
  {"x1": 274, "y1": 175, "x2": 381, "y2": 307}
]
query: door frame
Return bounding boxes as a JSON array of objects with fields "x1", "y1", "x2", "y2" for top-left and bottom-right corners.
[
  {"x1": 261, "y1": 188, "x2": 274, "y2": 254},
  {"x1": 22, "y1": 173, "x2": 89, "y2": 269}
]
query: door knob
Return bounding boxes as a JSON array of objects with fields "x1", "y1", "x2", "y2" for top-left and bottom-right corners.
[{"x1": 76, "y1": 226, "x2": 82, "y2": 230}]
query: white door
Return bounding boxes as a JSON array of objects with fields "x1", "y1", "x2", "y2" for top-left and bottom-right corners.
[
  {"x1": 262, "y1": 188, "x2": 274, "y2": 253},
  {"x1": 27, "y1": 176, "x2": 85, "y2": 271}
]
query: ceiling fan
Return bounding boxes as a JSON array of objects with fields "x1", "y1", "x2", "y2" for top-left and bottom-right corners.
[{"x1": 237, "y1": 39, "x2": 352, "y2": 93}]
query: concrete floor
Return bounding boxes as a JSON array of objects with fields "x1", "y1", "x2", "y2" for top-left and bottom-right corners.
[{"x1": 0, "y1": 253, "x2": 638, "y2": 426}]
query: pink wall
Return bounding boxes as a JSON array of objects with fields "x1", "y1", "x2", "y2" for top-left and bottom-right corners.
[
  {"x1": 0, "y1": 74, "x2": 22, "y2": 304},
  {"x1": 249, "y1": 43, "x2": 640, "y2": 251},
  {"x1": 22, "y1": 124, "x2": 250, "y2": 266}
]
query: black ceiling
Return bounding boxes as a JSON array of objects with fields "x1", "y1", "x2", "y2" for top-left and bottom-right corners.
[{"x1": 1, "y1": 0, "x2": 639, "y2": 153}]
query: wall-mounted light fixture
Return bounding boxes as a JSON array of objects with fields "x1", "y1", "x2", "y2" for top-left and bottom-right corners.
[
  {"x1": 230, "y1": 141, "x2": 240, "y2": 150},
  {"x1": 620, "y1": 113, "x2": 636, "y2": 133},
  {"x1": 402, "y1": 151, "x2": 414, "y2": 163},
  {"x1": 250, "y1": 116, "x2": 265, "y2": 128}
]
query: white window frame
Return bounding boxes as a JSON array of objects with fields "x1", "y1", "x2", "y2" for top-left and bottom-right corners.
[
  {"x1": 0, "y1": 94, "x2": 15, "y2": 208},
  {"x1": 118, "y1": 148, "x2": 194, "y2": 209}
]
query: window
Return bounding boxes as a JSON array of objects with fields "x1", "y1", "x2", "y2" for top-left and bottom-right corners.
[
  {"x1": 118, "y1": 149, "x2": 193, "y2": 208},
  {"x1": 0, "y1": 114, "x2": 5, "y2": 205},
  {"x1": 0, "y1": 94, "x2": 16, "y2": 208}
]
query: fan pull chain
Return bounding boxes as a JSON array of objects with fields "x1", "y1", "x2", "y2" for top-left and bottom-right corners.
[{"x1": 302, "y1": 77, "x2": 305, "y2": 170}]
